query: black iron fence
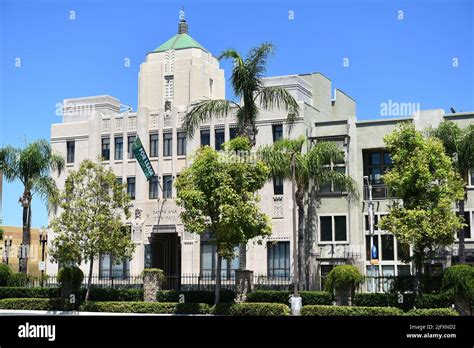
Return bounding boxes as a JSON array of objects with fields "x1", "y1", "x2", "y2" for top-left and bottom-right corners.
[{"x1": 6, "y1": 273, "x2": 440, "y2": 293}]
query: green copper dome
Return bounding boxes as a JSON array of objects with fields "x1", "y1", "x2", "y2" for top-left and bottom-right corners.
[{"x1": 153, "y1": 32, "x2": 208, "y2": 53}]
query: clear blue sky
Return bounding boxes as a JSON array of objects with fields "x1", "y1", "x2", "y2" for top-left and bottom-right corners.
[{"x1": 0, "y1": 0, "x2": 473, "y2": 228}]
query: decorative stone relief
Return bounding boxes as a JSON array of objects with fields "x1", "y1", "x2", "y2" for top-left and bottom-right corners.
[
  {"x1": 115, "y1": 118, "x2": 123, "y2": 132},
  {"x1": 131, "y1": 208, "x2": 145, "y2": 242},
  {"x1": 128, "y1": 116, "x2": 137, "y2": 131},
  {"x1": 102, "y1": 119, "x2": 111, "y2": 133},
  {"x1": 272, "y1": 196, "x2": 284, "y2": 218},
  {"x1": 164, "y1": 49, "x2": 175, "y2": 74},
  {"x1": 150, "y1": 115, "x2": 159, "y2": 129}
]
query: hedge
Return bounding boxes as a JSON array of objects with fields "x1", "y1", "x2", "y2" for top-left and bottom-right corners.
[
  {"x1": 406, "y1": 308, "x2": 459, "y2": 316},
  {"x1": 156, "y1": 290, "x2": 235, "y2": 304},
  {"x1": 301, "y1": 305, "x2": 403, "y2": 316},
  {"x1": 246, "y1": 290, "x2": 332, "y2": 306},
  {"x1": 353, "y1": 293, "x2": 416, "y2": 311},
  {"x1": 0, "y1": 298, "x2": 67, "y2": 311},
  {"x1": 87, "y1": 288, "x2": 143, "y2": 302},
  {"x1": 0, "y1": 287, "x2": 60, "y2": 299},
  {"x1": 212, "y1": 302, "x2": 290, "y2": 316},
  {"x1": 414, "y1": 292, "x2": 454, "y2": 309},
  {"x1": 0, "y1": 264, "x2": 12, "y2": 286},
  {"x1": 79, "y1": 301, "x2": 211, "y2": 314}
]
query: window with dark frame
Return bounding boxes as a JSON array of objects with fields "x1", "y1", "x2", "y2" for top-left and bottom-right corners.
[
  {"x1": 200, "y1": 129, "x2": 210, "y2": 146},
  {"x1": 66, "y1": 141, "x2": 75, "y2": 164},
  {"x1": 99, "y1": 253, "x2": 130, "y2": 279},
  {"x1": 128, "y1": 135, "x2": 136, "y2": 159},
  {"x1": 200, "y1": 242, "x2": 239, "y2": 280},
  {"x1": 267, "y1": 241, "x2": 290, "y2": 278},
  {"x1": 272, "y1": 124, "x2": 283, "y2": 142},
  {"x1": 150, "y1": 133, "x2": 159, "y2": 158},
  {"x1": 364, "y1": 149, "x2": 393, "y2": 185},
  {"x1": 163, "y1": 175, "x2": 172, "y2": 198},
  {"x1": 114, "y1": 136, "x2": 123, "y2": 160},
  {"x1": 101, "y1": 138, "x2": 110, "y2": 161},
  {"x1": 163, "y1": 133, "x2": 172, "y2": 157},
  {"x1": 319, "y1": 139, "x2": 347, "y2": 193},
  {"x1": 460, "y1": 211, "x2": 471, "y2": 239},
  {"x1": 215, "y1": 128, "x2": 225, "y2": 151},
  {"x1": 127, "y1": 177, "x2": 135, "y2": 200},
  {"x1": 177, "y1": 132, "x2": 186, "y2": 156},
  {"x1": 319, "y1": 216, "x2": 347, "y2": 242},
  {"x1": 229, "y1": 127, "x2": 238, "y2": 140},
  {"x1": 273, "y1": 177, "x2": 284, "y2": 195},
  {"x1": 149, "y1": 176, "x2": 159, "y2": 199}
]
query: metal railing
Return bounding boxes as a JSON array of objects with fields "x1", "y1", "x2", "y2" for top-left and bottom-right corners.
[{"x1": 363, "y1": 184, "x2": 392, "y2": 200}]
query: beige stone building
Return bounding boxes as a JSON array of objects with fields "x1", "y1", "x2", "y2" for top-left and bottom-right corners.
[{"x1": 48, "y1": 17, "x2": 474, "y2": 290}]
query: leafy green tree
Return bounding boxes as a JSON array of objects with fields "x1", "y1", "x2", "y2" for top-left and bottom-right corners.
[
  {"x1": 379, "y1": 123, "x2": 465, "y2": 291},
  {"x1": 258, "y1": 136, "x2": 358, "y2": 289},
  {"x1": 183, "y1": 43, "x2": 299, "y2": 270},
  {"x1": 175, "y1": 139, "x2": 271, "y2": 304},
  {"x1": 0, "y1": 139, "x2": 64, "y2": 273},
  {"x1": 430, "y1": 121, "x2": 474, "y2": 264},
  {"x1": 49, "y1": 160, "x2": 135, "y2": 301}
]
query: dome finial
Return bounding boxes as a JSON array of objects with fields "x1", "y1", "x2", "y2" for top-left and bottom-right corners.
[{"x1": 178, "y1": 7, "x2": 188, "y2": 34}]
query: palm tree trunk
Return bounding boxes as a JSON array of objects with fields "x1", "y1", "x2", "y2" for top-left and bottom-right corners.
[
  {"x1": 458, "y1": 198, "x2": 466, "y2": 264},
  {"x1": 20, "y1": 194, "x2": 31, "y2": 273},
  {"x1": 85, "y1": 256, "x2": 94, "y2": 302},
  {"x1": 297, "y1": 204, "x2": 306, "y2": 290},
  {"x1": 215, "y1": 254, "x2": 222, "y2": 305}
]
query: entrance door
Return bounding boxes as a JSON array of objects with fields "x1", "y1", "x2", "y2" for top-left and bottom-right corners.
[{"x1": 151, "y1": 233, "x2": 181, "y2": 289}]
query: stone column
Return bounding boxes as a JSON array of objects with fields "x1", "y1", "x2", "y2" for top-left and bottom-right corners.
[
  {"x1": 142, "y1": 269, "x2": 164, "y2": 302},
  {"x1": 235, "y1": 270, "x2": 254, "y2": 302}
]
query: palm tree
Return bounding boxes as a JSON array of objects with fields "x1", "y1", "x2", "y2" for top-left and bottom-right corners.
[
  {"x1": 183, "y1": 42, "x2": 300, "y2": 270},
  {"x1": 431, "y1": 121, "x2": 474, "y2": 264},
  {"x1": 259, "y1": 136, "x2": 358, "y2": 290},
  {"x1": 0, "y1": 139, "x2": 64, "y2": 273}
]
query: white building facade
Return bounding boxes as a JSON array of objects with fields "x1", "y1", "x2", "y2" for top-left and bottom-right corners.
[{"x1": 49, "y1": 17, "x2": 474, "y2": 290}]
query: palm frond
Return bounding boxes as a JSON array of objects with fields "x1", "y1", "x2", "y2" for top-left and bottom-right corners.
[
  {"x1": 0, "y1": 145, "x2": 23, "y2": 184},
  {"x1": 246, "y1": 42, "x2": 275, "y2": 80},
  {"x1": 183, "y1": 99, "x2": 240, "y2": 138},
  {"x1": 255, "y1": 86, "x2": 300, "y2": 130},
  {"x1": 33, "y1": 176, "x2": 60, "y2": 214}
]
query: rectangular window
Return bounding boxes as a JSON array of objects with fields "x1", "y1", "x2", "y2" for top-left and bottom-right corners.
[
  {"x1": 461, "y1": 212, "x2": 471, "y2": 239},
  {"x1": 397, "y1": 240, "x2": 410, "y2": 260},
  {"x1": 398, "y1": 265, "x2": 411, "y2": 276},
  {"x1": 99, "y1": 254, "x2": 130, "y2": 279},
  {"x1": 470, "y1": 168, "x2": 474, "y2": 186},
  {"x1": 128, "y1": 135, "x2": 136, "y2": 159},
  {"x1": 149, "y1": 176, "x2": 159, "y2": 199},
  {"x1": 116, "y1": 177, "x2": 122, "y2": 187},
  {"x1": 320, "y1": 216, "x2": 347, "y2": 242},
  {"x1": 163, "y1": 133, "x2": 172, "y2": 157},
  {"x1": 101, "y1": 138, "x2": 110, "y2": 161},
  {"x1": 267, "y1": 242, "x2": 290, "y2": 278},
  {"x1": 127, "y1": 177, "x2": 136, "y2": 200},
  {"x1": 163, "y1": 175, "x2": 172, "y2": 198},
  {"x1": 364, "y1": 150, "x2": 393, "y2": 185},
  {"x1": 66, "y1": 141, "x2": 75, "y2": 164},
  {"x1": 114, "y1": 136, "x2": 123, "y2": 160},
  {"x1": 273, "y1": 177, "x2": 284, "y2": 195},
  {"x1": 272, "y1": 124, "x2": 283, "y2": 142},
  {"x1": 320, "y1": 216, "x2": 332, "y2": 242},
  {"x1": 381, "y1": 235, "x2": 394, "y2": 260},
  {"x1": 215, "y1": 129, "x2": 225, "y2": 151},
  {"x1": 209, "y1": 78, "x2": 213, "y2": 95},
  {"x1": 150, "y1": 134, "x2": 159, "y2": 158},
  {"x1": 177, "y1": 132, "x2": 186, "y2": 156},
  {"x1": 320, "y1": 264, "x2": 334, "y2": 290},
  {"x1": 165, "y1": 75, "x2": 174, "y2": 98},
  {"x1": 200, "y1": 242, "x2": 239, "y2": 280},
  {"x1": 229, "y1": 127, "x2": 238, "y2": 140},
  {"x1": 201, "y1": 129, "x2": 210, "y2": 146}
]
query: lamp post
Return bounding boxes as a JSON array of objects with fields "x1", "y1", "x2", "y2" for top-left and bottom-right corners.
[
  {"x1": 39, "y1": 228, "x2": 48, "y2": 286},
  {"x1": 364, "y1": 176, "x2": 376, "y2": 292},
  {"x1": 3, "y1": 235, "x2": 13, "y2": 264}
]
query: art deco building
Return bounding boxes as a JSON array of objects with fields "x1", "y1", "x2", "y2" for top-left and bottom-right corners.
[{"x1": 49, "y1": 16, "x2": 474, "y2": 290}]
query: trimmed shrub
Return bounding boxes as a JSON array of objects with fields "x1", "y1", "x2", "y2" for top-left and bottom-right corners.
[
  {"x1": 156, "y1": 290, "x2": 235, "y2": 304},
  {"x1": 246, "y1": 290, "x2": 331, "y2": 306},
  {"x1": 79, "y1": 301, "x2": 210, "y2": 314},
  {"x1": 0, "y1": 264, "x2": 12, "y2": 286},
  {"x1": 213, "y1": 302, "x2": 290, "y2": 316},
  {"x1": 406, "y1": 308, "x2": 459, "y2": 316},
  {"x1": 301, "y1": 305, "x2": 403, "y2": 316},
  {"x1": 353, "y1": 293, "x2": 416, "y2": 311},
  {"x1": 0, "y1": 287, "x2": 59, "y2": 299},
  {"x1": 414, "y1": 292, "x2": 454, "y2": 309},
  {"x1": 87, "y1": 288, "x2": 143, "y2": 302},
  {"x1": 57, "y1": 266, "x2": 84, "y2": 290},
  {"x1": 6, "y1": 273, "x2": 34, "y2": 287},
  {"x1": 442, "y1": 265, "x2": 474, "y2": 299},
  {"x1": 325, "y1": 265, "x2": 364, "y2": 293},
  {"x1": 0, "y1": 298, "x2": 66, "y2": 311}
]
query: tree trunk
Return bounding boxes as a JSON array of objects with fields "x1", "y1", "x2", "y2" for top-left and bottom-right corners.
[
  {"x1": 458, "y1": 198, "x2": 466, "y2": 264},
  {"x1": 297, "y1": 204, "x2": 306, "y2": 290},
  {"x1": 215, "y1": 254, "x2": 222, "y2": 305},
  {"x1": 20, "y1": 194, "x2": 31, "y2": 274},
  {"x1": 85, "y1": 257, "x2": 94, "y2": 302},
  {"x1": 238, "y1": 243, "x2": 246, "y2": 270},
  {"x1": 414, "y1": 252, "x2": 423, "y2": 295}
]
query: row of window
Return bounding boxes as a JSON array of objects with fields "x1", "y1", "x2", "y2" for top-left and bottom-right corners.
[{"x1": 118, "y1": 175, "x2": 173, "y2": 200}]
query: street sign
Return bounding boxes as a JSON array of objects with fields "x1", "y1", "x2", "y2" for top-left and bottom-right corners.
[
  {"x1": 38, "y1": 261, "x2": 46, "y2": 271},
  {"x1": 132, "y1": 136, "x2": 156, "y2": 180},
  {"x1": 370, "y1": 259, "x2": 379, "y2": 265}
]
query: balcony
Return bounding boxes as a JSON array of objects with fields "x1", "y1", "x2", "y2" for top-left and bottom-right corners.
[{"x1": 363, "y1": 184, "x2": 392, "y2": 200}]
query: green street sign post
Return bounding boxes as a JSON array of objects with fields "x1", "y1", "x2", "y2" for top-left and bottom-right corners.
[{"x1": 132, "y1": 136, "x2": 155, "y2": 181}]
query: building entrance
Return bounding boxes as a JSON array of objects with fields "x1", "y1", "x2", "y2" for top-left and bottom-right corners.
[{"x1": 150, "y1": 231, "x2": 181, "y2": 289}]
